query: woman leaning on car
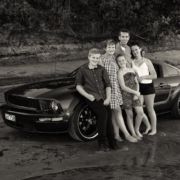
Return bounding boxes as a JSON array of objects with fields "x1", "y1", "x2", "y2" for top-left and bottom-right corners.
[{"x1": 131, "y1": 43, "x2": 157, "y2": 135}]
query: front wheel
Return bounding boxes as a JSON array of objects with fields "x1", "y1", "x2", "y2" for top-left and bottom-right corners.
[
  {"x1": 172, "y1": 95, "x2": 180, "y2": 118},
  {"x1": 68, "y1": 103, "x2": 98, "y2": 141}
]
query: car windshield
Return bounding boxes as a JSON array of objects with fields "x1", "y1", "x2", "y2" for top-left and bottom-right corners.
[
  {"x1": 68, "y1": 67, "x2": 80, "y2": 77},
  {"x1": 163, "y1": 63, "x2": 180, "y2": 77}
]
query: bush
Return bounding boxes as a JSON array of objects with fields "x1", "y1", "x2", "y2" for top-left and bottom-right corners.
[{"x1": 0, "y1": 0, "x2": 179, "y2": 45}]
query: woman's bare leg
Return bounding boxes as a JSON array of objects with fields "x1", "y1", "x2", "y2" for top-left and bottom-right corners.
[
  {"x1": 140, "y1": 96, "x2": 151, "y2": 134},
  {"x1": 143, "y1": 113, "x2": 151, "y2": 134},
  {"x1": 144, "y1": 94, "x2": 157, "y2": 135},
  {"x1": 124, "y1": 109, "x2": 137, "y2": 138},
  {"x1": 134, "y1": 106, "x2": 144, "y2": 138},
  {"x1": 112, "y1": 108, "x2": 137, "y2": 143},
  {"x1": 112, "y1": 112, "x2": 123, "y2": 142}
]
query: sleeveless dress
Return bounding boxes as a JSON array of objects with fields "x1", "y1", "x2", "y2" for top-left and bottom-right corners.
[
  {"x1": 121, "y1": 72, "x2": 141, "y2": 109},
  {"x1": 101, "y1": 53, "x2": 123, "y2": 109}
]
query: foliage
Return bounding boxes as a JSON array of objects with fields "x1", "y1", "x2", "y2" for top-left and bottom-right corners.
[{"x1": 0, "y1": 0, "x2": 179, "y2": 44}]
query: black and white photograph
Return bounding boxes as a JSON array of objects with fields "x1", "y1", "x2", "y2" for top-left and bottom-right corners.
[{"x1": 0, "y1": 0, "x2": 180, "y2": 179}]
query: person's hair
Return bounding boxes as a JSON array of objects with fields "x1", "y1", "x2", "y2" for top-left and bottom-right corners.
[
  {"x1": 130, "y1": 42, "x2": 144, "y2": 59},
  {"x1": 115, "y1": 53, "x2": 125, "y2": 69},
  {"x1": 119, "y1": 28, "x2": 130, "y2": 36},
  {"x1": 104, "y1": 39, "x2": 116, "y2": 48},
  {"x1": 88, "y1": 48, "x2": 101, "y2": 56}
]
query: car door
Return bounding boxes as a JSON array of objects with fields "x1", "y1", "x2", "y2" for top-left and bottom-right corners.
[{"x1": 153, "y1": 63, "x2": 172, "y2": 111}]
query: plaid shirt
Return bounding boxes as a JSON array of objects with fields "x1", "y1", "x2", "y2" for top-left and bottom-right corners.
[{"x1": 100, "y1": 53, "x2": 123, "y2": 109}]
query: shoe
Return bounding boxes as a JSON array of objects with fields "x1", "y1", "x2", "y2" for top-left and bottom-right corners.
[
  {"x1": 109, "y1": 139, "x2": 119, "y2": 150},
  {"x1": 97, "y1": 143, "x2": 110, "y2": 152},
  {"x1": 111, "y1": 144, "x2": 119, "y2": 150},
  {"x1": 103, "y1": 144, "x2": 110, "y2": 152}
]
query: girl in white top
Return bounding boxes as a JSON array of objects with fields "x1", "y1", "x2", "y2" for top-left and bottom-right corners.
[
  {"x1": 132, "y1": 61, "x2": 153, "y2": 84},
  {"x1": 131, "y1": 44, "x2": 157, "y2": 135}
]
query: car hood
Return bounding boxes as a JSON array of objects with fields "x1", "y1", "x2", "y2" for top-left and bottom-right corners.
[{"x1": 6, "y1": 76, "x2": 76, "y2": 99}]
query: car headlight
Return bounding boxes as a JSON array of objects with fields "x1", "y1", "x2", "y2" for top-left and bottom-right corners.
[
  {"x1": 39, "y1": 99, "x2": 63, "y2": 113},
  {"x1": 50, "y1": 101, "x2": 59, "y2": 111}
]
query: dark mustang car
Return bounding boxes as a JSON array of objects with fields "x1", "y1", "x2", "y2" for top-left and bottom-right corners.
[{"x1": 1, "y1": 60, "x2": 180, "y2": 141}]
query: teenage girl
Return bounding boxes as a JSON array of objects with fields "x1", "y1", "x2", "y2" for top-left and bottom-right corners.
[
  {"x1": 131, "y1": 43, "x2": 157, "y2": 135},
  {"x1": 117, "y1": 54, "x2": 150, "y2": 139},
  {"x1": 100, "y1": 39, "x2": 137, "y2": 143}
]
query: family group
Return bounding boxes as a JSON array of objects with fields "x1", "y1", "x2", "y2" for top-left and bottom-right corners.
[{"x1": 75, "y1": 29, "x2": 157, "y2": 152}]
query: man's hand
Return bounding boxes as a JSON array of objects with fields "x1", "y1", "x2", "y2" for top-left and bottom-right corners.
[
  {"x1": 87, "y1": 94, "x2": 95, "y2": 102},
  {"x1": 103, "y1": 98, "x2": 110, "y2": 106}
]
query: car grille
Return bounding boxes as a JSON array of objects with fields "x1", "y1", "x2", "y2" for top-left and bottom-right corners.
[
  {"x1": 39, "y1": 100, "x2": 50, "y2": 110},
  {"x1": 6, "y1": 94, "x2": 63, "y2": 114},
  {"x1": 7, "y1": 94, "x2": 40, "y2": 110}
]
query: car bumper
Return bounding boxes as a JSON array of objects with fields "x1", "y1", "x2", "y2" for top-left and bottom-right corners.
[{"x1": 1, "y1": 105, "x2": 69, "y2": 133}]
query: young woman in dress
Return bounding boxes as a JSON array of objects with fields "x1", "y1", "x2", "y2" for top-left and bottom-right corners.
[
  {"x1": 116, "y1": 54, "x2": 150, "y2": 139},
  {"x1": 100, "y1": 39, "x2": 137, "y2": 143}
]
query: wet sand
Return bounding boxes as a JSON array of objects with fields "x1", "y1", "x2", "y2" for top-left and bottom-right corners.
[{"x1": 0, "y1": 116, "x2": 180, "y2": 180}]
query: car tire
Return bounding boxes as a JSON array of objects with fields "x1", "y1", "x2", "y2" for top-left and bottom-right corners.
[
  {"x1": 172, "y1": 95, "x2": 180, "y2": 118},
  {"x1": 68, "y1": 102, "x2": 98, "y2": 141}
]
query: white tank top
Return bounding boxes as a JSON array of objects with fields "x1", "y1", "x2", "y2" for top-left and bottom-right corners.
[{"x1": 132, "y1": 61, "x2": 152, "y2": 84}]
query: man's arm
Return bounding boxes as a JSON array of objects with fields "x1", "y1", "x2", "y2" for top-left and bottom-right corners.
[
  {"x1": 76, "y1": 85, "x2": 95, "y2": 102},
  {"x1": 76, "y1": 66, "x2": 95, "y2": 102}
]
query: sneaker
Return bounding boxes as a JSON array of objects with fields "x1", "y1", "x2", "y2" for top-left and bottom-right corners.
[
  {"x1": 97, "y1": 143, "x2": 110, "y2": 152},
  {"x1": 109, "y1": 139, "x2": 119, "y2": 150},
  {"x1": 111, "y1": 144, "x2": 119, "y2": 150}
]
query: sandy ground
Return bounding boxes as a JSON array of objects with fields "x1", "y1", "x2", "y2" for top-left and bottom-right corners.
[{"x1": 0, "y1": 115, "x2": 180, "y2": 180}]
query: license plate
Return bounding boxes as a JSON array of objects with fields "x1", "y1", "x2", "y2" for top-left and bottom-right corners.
[{"x1": 5, "y1": 113, "x2": 16, "y2": 122}]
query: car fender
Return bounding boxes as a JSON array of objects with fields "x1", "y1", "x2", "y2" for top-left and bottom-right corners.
[{"x1": 66, "y1": 94, "x2": 82, "y2": 119}]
